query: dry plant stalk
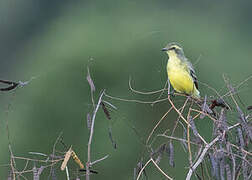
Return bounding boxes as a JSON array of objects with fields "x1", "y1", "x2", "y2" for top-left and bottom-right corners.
[
  {"x1": 86, "y1": 67, "x2": 109, "y2": 180},
  {"x1": 2, "y1": 70, "x2": 251, "y2": 180},
  {"x1": 60, "y1": 147, "x2": 73, "y2": 171},
  {"x1": 71, "y1": 150, "x2": 85, "y2": 169},
  {"x1": 123, "y1": 76, "x2": 252, "y2": 180}
]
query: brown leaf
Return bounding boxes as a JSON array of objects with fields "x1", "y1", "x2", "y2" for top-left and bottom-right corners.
[
  {"x1": 101, "y1": 102, "x2": 111, "y2": 120},
  {"x1": 86, "y1": 67, "x2": 95, "y2": 92},
  {"x1": 108, "y1": 127, "x2": 117, "y2": 149},
  {"x1": 61, "y1": 148, "x2": 72, "y2": 171}
]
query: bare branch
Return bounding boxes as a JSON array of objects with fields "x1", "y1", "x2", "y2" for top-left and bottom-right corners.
[
  {"x1": 86, "y1": 90, "x2": 105, "y2": 180},
  {"x1": 186, "y1": 134, "x2": 222, "y2": 180},
  {"x1": 90, "y1": 155, "x2": 109, "y2": 166}
]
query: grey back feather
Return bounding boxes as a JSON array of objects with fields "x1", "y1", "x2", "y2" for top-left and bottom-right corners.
[{"x1": 180, "y1": 55, "x2": 199, "y2": 90}]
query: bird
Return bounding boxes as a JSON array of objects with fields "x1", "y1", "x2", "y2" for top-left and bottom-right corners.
[{"x1": 162, "y1": 42, "x2": 200, "y2": 99}]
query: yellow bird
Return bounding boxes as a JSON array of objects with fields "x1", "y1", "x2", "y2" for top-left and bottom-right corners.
[{"x1": 162, "y1": 42, "x2": 200, "y2": 98}]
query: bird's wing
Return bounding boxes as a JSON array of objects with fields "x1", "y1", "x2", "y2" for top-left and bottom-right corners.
[
  {"x1": 187, "y1": 61, "x2": 199, "y2": 90},
  {"x1": 179, "y1": 54, "x2": 199, "y2": 90}
]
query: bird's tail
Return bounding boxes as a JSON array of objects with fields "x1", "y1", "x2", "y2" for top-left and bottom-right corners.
[{"x1": 193, "y1": 89, "x2": 200, "y2": 99}]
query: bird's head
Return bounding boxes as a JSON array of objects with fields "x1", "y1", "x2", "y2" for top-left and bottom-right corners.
[{"x1": 162, "y1": 42, "x2": 184, "y2": 57}]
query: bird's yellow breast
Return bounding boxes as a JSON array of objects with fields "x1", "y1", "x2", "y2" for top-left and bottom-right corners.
[{"x1": 167, "y1": 55, "x2": 194, "y2": 94}]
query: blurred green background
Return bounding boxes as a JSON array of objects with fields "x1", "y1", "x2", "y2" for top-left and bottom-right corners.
[{"x1": 0, "y1": 0, "x2": 252, "y2": 179}]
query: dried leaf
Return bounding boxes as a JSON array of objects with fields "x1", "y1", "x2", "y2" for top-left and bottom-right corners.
[
  {"x1": 155, "y1": 154, "x2": 162, "y2": 164},
  {"x1": 33, "y1": 165, "x2": 45, "y2": 180},
  {"x1": 71, "y1": 150, "x2": 84, "y2": 169},
  {"x1": 200, "y1": 95, "x2": 207, "y2": 119},
  {"x1": 181, "y1": 128, "x2": 188, "y2": 150},
  {"x1": 219, "y1": 156, "x2": 225, "y2": 180},
  {"x1": 242, "y1": 159, "x2": 249, "y2": 180},
  {"x1": 237, "y1": 106, "x2": 252, "y2": 141},
  {"x1": 108, "y1": 127, "x2": 117, "y2": 149},
  {"x1": 87, "y1": 113, "x2": 91, "y2": 130},
  {"x1": 51, "y1": 166, "x2": 57, "y2": 180},
  {"x1": 189, "y1": 117, "x2": 199, "y2": 137},
  {"x1": 169, "y1": 142, "x2": 174, "y2": 167},
  {"x1": 154, "y1": 144, "x2": 166, "y2": 164},
  {"x1": 154, "y1": 143, "x2": 165, "y2": 155},
  {"x1": 226, "y1": 164, "x2": 232, "y2": 180},
  {"x1": 101, "y1": 101, "x2": 111, "y2": 120},
  {"x1": 61, "y1": 148, "x2": 72, "y2": 171},
  {"x1": 210, "y1": 98, "x2": 228, "y2": 110},
  {"x1": 135, "y1": 159, "x2": 147, "y2": 180},
  {"x1": 237, "y1": 127, "x2": 245, "y2": 148},
  {"x1": 209, "y1": 153, "x2": 219, "y2": 179},
  {"x1": 86, "y1": 67, "x2": 95, "y2": 92},
  {"x1": 219, "y1": 108, "x2": 228, "y2": 131},
  {"x1": 247, "y1": 105, "x2": 252, "y2": 110}
]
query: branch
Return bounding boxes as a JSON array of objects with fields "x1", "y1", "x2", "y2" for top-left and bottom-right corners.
[
  {"x1": 136, "y1": 158, "x2": 173, "y2": 180},
  {"x1": 86, "y1": 90, "x2": 105, "y2": 180},
  {"x1": 90, "y1": 155, "x2": 109, "y2": 166},
  {"x1": 185, "y1": 134, "x2": 222, "y2": 180}
]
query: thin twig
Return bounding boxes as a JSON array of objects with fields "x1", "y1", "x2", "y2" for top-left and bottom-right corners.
[
  {"x1": 167, "y1": 95, "x2": 189, "y2": 125},
  {"x1": 104, "y1": 92, "x2": 169, "y2": 104},
  {"x1": 49, "y1": 132, "x2": 63, "y2": 179},
  {"x1": 65, "y1": 166, "x2": 70, "y2": 180},
  {"x1": 146, "y1": 107, "x2": 173, "y2": 145},
  {"x1": 151, "y1": 158, "x2": 173, "y2": 180},
  {"x1": 222, "y1": 75, "x2": 252, "y2": 99},
  {"x1": 13, "y1": 156, "x2": 63, "y2": 163},
  {"x1": 170, "y1": 97, "x2": 189, "y2": 138},
  {"x1": 9, "y1": 144, "x2": 16, "y2": 180},
  {"x1": 90, "y1": 155, "x2": 109, "y2": 166},
  {"x1": 168, "y1": 99, "x2": 207, "y2": 145},
  {"x1": 129, "y1": 76, "x2": 168, "y2": 95},
  {"x1": 190, "y1": 108, "x2": 217, "y2": 122},
  {"x1": 185, "y1": 134, "x2": 222, "y2": 180},
  {"x1": 136, "y1": 158, "x2": 152, "y2": 180},
  {"x1": 136, "y1": 158, "x2": 173, "y2": 180},
  {"x1": 151, "y1": 81, "x2": 168, "y2": 106},
  {"x1": 157, "y1": 134, "x2": 199, "y2": 146},
  {"x1": 87, "y1": 67, "x2": 96, "y2": 109},
  {"x1": 86, "y1": 90, "x2": 105, "y2": 180},
  {"x1": 187, "y1": 107, "x2": 193, "y2": 166}
]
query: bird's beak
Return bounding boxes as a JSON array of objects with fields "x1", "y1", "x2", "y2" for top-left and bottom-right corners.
[{"x1": 162, "y1": 48, "x2": 168, "y2": 51}]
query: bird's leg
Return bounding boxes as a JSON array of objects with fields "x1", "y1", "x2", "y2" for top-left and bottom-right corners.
[
  {"x1": 168, "y1": 90, "x2": 175, "y2": 96},
  {"x1": 167, "y1": 79, "x2": 173, "y2": 96}
]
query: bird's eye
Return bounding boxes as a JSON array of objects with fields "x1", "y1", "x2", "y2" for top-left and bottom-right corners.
[{"x1": 169, "y1": 47, "x2": 176, "y2": 50}]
